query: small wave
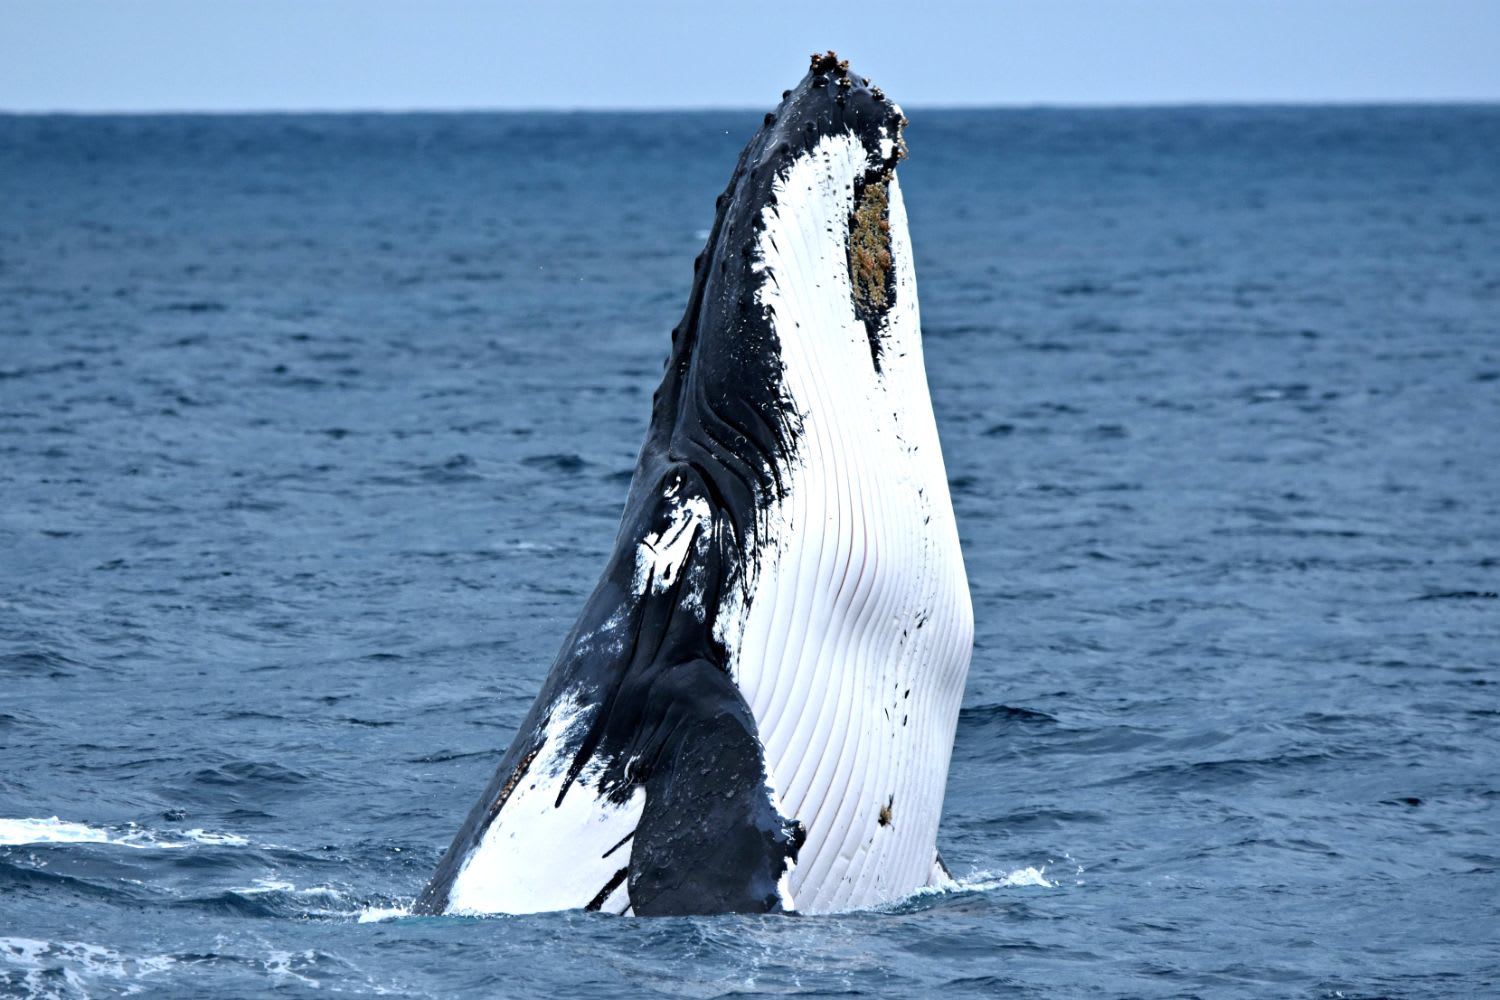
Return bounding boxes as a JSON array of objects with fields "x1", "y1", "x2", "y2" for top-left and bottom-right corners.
[
  {"x1": 0, "y1": 818, "x2": 114, "y2": 847},
  {"x1": 959, "y1": 866, "x2": 1056, "y2": 890},
  {"x1": 228, "y1": 877, "x2": 340, "y2": 897},
  {"x1": 960, "y1": 702, "x2": 1059, "y2": 725},
  {"x1": 192, "y1": 879, "x2": 369, "y2": 920},
  {"x1": 904, "y1": 865, "x2": 1057, "y2": 905},
  {"x1": 176, "y1": 828, "x2": 251, "y2": 847},
  {"x1": 210, "y1": 884, "x2": 411, "y2": 923},
  {"x1": 356, "y1": 904, "x2": 413, "y2": 923},
  {"x1": 0, "y1": 817, "x2": 248, "y2": 850},
  {"x1": 521, "y1": 452, "x2": 589, "y2": 474},
  {"x1": 1414, "y1": 589, "x2": 1499, "y2": 601}
]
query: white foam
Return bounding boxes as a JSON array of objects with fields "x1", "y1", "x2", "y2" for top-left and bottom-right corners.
[
  {"x1": 0, "y1": 817, "x2": 114, "y2": 847},
  {"x1": 908, "y1": 866, "x2": 1057, "y2": 900},
  {"x1": 0, "y1": 936, "x2": 176, "y2": 998},
  {"x1": 0, "y1": 816, "x2": 250, "y2": 851},
  {"x1": 979, "y1": 866, "x2": 1056, "y2": 889},
  {"x1": 356, "y1": 904, "x2": 412, "y2": 923},
  {"x1": 260, "y1": 949, "x2": 324, "y2": 989},
  {"x1": 178, "y1": 828, "x2": 250, "y2": 847}
]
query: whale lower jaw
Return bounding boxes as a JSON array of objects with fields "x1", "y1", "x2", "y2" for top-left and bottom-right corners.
[{"x1": 718, "y1": 135, "x2": 973, "y2": 913}]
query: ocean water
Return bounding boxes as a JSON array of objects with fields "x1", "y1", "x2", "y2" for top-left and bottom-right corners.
[{"x1": 2, "y1": 106, "x2": 1498, "y2": 998}]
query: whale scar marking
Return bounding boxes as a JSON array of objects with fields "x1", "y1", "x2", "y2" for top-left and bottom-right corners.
[
  {"x1": 601, "y1": 829, "x2": 635, "y2": 860},
  {"x1": 584, "y1": 866, "x2": 630, "y2": 912}
]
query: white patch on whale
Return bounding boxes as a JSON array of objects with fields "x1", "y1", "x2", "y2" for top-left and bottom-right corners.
[
  {"x1": 632, "y1": 493, "x2": 710, "y2": 599},
  {"x1": 445, "y1": 689, "x2": 646, "y2": 915},
  {"x1": 714, "y1": 128, "x2": 974, "y2": 913}
]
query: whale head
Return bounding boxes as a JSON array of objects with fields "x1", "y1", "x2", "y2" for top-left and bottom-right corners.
[{"x1": 643, "y1": 51, "x2": 919, "y2": 523}]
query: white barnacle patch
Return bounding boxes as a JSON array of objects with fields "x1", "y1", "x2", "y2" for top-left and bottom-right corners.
[
  {"x1": 632, "y1": 494, "x2": 710, "y2": 597},
  {"x1": 446, "y1": 688, "x2": 646, "y2": 916}
]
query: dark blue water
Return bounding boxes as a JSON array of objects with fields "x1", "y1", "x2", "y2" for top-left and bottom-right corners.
[{"x1": 2, "y1": 107, "x2": 1498, "y2": 998}]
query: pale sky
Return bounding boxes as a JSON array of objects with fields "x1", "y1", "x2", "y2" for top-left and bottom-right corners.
[{"x1": 3, "y1": 0, "x2": 1498, "y2": 112}]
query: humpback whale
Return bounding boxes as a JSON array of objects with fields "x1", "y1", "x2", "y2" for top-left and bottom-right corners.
[{"x1": 414, "y1": 52, "x2": 972, "y2": 917}]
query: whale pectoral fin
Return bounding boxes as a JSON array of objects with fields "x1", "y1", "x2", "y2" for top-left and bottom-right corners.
[
  {"x1": 622, "y1": 657, "x2": 799, "y2": 917},
  {"x1": 928, "y1": 850, "x2": 954, "y2": 887},
  {"x1": 418, "y1": 465, "x2": 801, "y2": 917}
]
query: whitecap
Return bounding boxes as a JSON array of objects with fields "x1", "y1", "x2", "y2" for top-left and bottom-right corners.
[
  {"x1": 0, "y1": 817, "x2": 114, "y2": 847},
  {"x1": 356, "y1": 904, "x2": 412, "y2": 923},
  {"x1": 0, "y1": 816, "x2": 247, "y2": 851},
  {"x1": 969, "y1": 865, "x2": 1056, "y2": 889},
  {"x1": 904, "y1": 864, "x2": 1057, "y2": 903}
]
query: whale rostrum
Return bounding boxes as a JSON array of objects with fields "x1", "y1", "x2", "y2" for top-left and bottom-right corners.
[{"x1": 414, "y1": 51, "x2": 973, "y2": 917}]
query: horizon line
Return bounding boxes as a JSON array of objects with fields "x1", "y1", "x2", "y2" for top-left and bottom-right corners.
[{"x1": 4, "y1": 97, "x2": 1499, "y2": 117}]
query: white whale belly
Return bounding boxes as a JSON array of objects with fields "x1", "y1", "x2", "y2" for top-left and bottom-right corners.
[{"x1": 719, "y1": 136, "x2": 974, "y2": 913}]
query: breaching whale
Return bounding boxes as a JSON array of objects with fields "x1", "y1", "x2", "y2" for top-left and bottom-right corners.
[{"x1": 414, "y1": 52, "x2": 972, "y2": 917}]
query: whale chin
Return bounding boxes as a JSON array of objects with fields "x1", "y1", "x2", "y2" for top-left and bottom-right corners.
[{"x1": 414, "y1": 51, "x2": 972, "y2": 918}]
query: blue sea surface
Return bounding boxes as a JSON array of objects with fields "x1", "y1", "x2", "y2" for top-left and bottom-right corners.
[{"x1": 2, "y1": 107, "x2": 1498, "y2": 998}]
